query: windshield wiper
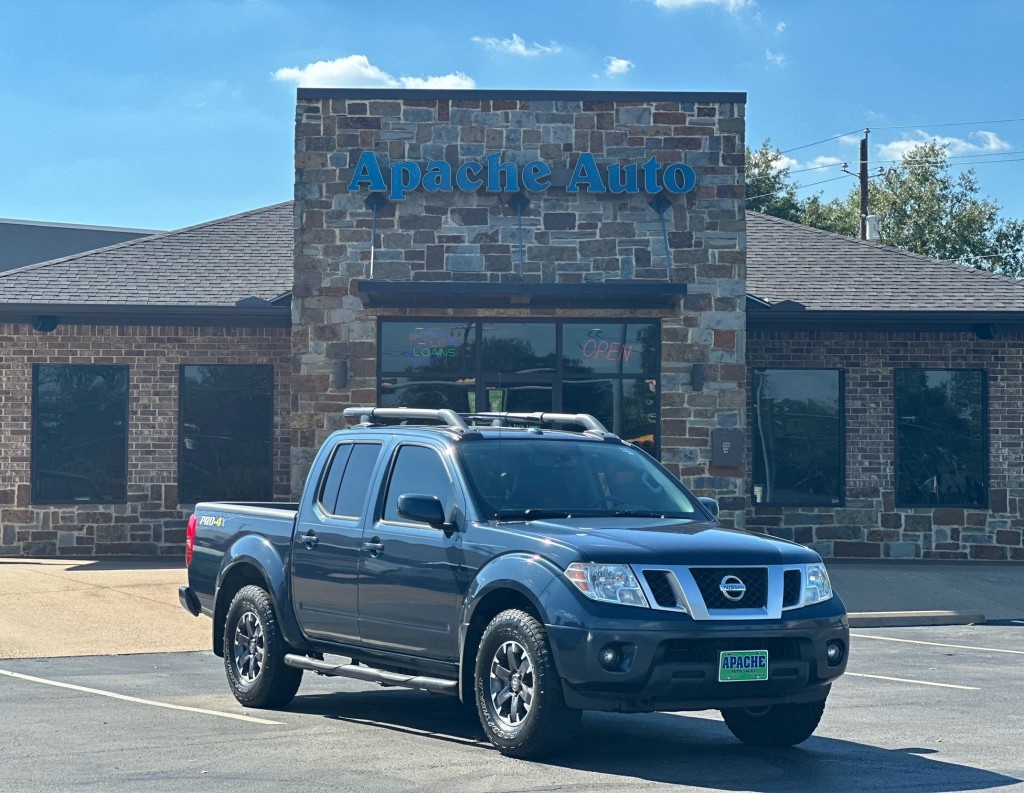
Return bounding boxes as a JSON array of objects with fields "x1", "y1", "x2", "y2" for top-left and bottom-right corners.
[
  {"x1": 610, "y1": 510, "x2": 692, "y2": 519},
  {"x1": 493, "y1": 509, "x2": 585, "y2": 521}
]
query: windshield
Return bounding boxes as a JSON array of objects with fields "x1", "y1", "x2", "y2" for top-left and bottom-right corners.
[{"x1": 456, "y1": 438, "x2": 704, "y2": 521}]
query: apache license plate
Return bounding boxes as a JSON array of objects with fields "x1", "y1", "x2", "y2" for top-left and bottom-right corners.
[{"x1": 718, "y1": 650, "x2": 769, "y2": 682}]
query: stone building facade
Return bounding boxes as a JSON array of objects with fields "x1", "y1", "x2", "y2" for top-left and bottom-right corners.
[{"x1": 291, "y1": 89, "x2": 750, "y2": 527}]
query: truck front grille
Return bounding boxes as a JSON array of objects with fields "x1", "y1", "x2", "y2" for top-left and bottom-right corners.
[
  {"x1": 690, "y1": 567, "x2": 768, "y2": 609},
  {"x1": 631, "y1": 564, "x2": 812, "y2": 620}
]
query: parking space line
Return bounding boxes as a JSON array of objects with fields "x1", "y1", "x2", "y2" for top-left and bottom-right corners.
[
  {"x1": 0, "y1": 669, "x2": 283, "y2": 725},
  {"x1": 852, "y1": 634, "x2": 1024, "y2": 655},
  {"x1": 845, "y1": 672, "x2": 979, "y2": 690}
]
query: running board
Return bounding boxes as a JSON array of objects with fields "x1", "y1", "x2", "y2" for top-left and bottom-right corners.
[{"x1": 283, "y1": 654, "x2": 458, "y2": 696}]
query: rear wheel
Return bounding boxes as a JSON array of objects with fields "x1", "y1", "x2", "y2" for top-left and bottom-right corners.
[
  {"x1": 721, "y1": 696, "x2": 827, "y2": 747},
  {"x1": 223, "y1": 584, "x2": 302, "y2": 708},
  {"x1": 474, "y1": 609, "x2": 580, "y2": 759}
]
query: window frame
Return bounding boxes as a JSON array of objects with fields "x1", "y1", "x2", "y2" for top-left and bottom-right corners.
[
  {"x1": 751, "y1": 367, "x2": 845, "y2": 508},
  {"x1": 380, "y1": 442, "x2": 456, "y2": 528},
  {"x1": 31, "y1": 363, "x2": 130, "y2": 505},
  {"x1": 893, "y1": 367, "x2": 988, "y2": 509},
  {"x1": 177, "y1": 363, "x2": 275, "y2": 505},
  {"x1": 377, "y1": 317, "x2": 662, "y2": 457}
]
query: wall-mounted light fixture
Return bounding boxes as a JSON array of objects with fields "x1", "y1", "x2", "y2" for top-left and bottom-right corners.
[
  {"x1": 333, "y1": 359, "x2": 349, "y2": 390},
  {"x1": 364, "y1": 192, "x2": 390, "y2": 279},
  {"x1": 31, "y1": 315, "x2": 58, "y2": 333},
  {"x1": 506, "y1": 191, "x2": 531, "y2": 280},
  {"x1": 648, "y1": 192, "x2": 674, "y2": 281},
  {"x1": 691, "y1": 362, "x2": 705, "y2": 391}
]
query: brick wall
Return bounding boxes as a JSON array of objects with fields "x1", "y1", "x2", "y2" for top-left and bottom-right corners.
[
  {"x1": 292, "y1": 91, "x2": 749, "y2": 526},
  {"x1": 0, "y1": 323, "x2": 291, "y2": 556},
  {"x1": 747, "y1": 329, "x2": 1024, "y2": 560}
]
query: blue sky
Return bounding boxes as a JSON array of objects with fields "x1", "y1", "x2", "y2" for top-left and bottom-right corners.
[{"x1": 3, "y1": 0, "x2": 1023, "y2": 231}]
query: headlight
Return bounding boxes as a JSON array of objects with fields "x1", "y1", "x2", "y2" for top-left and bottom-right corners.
[
  {"x1": 564, "y1": 562, "x2": 649, "y2": 608},
  {"x1": 804, "y1": 563, "x2": 833, "y2": 605}
]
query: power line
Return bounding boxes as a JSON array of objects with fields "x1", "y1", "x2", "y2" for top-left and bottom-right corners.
[
  {"x1": 746, "y1": 173, "x2": 854, "y2": 202},
  {"x1": 779, "y1": 129, "x2": 863, "y2": 155},
  {"x1": 871, "y1": 118, "x2": 1024, "y2": 131}
]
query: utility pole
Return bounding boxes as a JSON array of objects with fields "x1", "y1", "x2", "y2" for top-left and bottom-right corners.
[{"x1": 859, "y1": 128, "x2": 870, "y2": 240}]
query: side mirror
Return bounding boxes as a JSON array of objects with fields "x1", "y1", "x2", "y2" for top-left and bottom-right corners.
[
  {"x1": 397, "y1": 494, "x2": 447, "y2": 527},
  {"x1": 698, "y1": 497, "x2": 719, "y2": 519}
]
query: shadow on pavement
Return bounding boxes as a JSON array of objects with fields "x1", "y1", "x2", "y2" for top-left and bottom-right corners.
[{"x1": 285, "y1": 688, "x2": 1021, "y2": 792}]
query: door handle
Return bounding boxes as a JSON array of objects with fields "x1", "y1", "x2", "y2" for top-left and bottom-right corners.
[
  {"x1": 361, "y1": 538, "x2": 384, "y2": 556},
  {"x1": 297, "y1": 530, "x2": 319, "y2": 549}
]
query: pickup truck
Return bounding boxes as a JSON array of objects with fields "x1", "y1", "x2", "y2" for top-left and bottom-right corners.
[{"x1": 180, "y1": 408, "x2": 848, "y2": 758}]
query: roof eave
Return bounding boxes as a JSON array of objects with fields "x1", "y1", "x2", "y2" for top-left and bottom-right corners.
[{"x1": 0, "y1": 303, "x2": 292, "y2": 328}]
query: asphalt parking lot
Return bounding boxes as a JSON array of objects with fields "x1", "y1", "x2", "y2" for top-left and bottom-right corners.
[{"x1": 2, "y1": 625, "x2": 1022, "y2": 793}]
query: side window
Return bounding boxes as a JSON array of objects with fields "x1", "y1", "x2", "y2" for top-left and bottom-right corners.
[
  {"x1": 336, "y1": 444, "x2": 382, "y2": 517},
  {"x1": 383, "y1": 445, "x2": 454, "y2": 523},
  {"x1": 318, "y1": 443, "x2": 382, "y2": 517},
  {"x1": 318, "y1": 444, "x2": 353, "y2": 514},
  {"x1": 752, "y1": 368, "x2": 843, "y2": 506},
  {"x1": 895, "y1": 369, "x2": 986, "y2": 507}
]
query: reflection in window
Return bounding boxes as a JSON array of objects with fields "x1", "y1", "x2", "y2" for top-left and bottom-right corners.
[
  {"x1": 380, "y1": 379, "x2": 475, "y2": 411},
  {"x1": 562, "y1": 323, "x2": 658, "y2": 376},
  {"x1": 33, "y1": 365, "x2": 128, "y2": 503},
  {"x1": 180, "y1": 365, "x2": 273, "y2": 503},
  {"x1": 563, "y1": 379, "x2": 657, "y2": 454},
  {"x1": 480, "y1": 323, "x2": 556, "y2": 373},
  {"x1": 379, "y1": 322, "x2": 475, "y2": 376},
  {"x1": 383, "y1": 445, "x2": 453, "y2": 523},
  {"x1": 895, "y1": 369, "x2": 986, "y2": 507},
  {"x1": 752, "y1": 369, "x2": 842, "y2": 506}
]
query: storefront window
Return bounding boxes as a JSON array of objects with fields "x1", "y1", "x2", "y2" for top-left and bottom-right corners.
[
  {"x1": 379, "y1": 319, "x2": 661, "y2": 454},
  {"x1": 895, "y1": 369, "x2": 986, "y2": 507},
  {"x1": 180, "y1": 365, "x2": 274, "y2": 503},
  {"x1": 752, "y1": 369, "x2": 843, "y2": 506},
  {"x1": 32, "y1": 365, "x2": 128, "y2": 503}
]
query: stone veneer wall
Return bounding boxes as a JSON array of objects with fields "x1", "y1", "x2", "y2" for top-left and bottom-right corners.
[
  {"x1": 292, "y1": 92, "x2": 749, "y2": 526},
  {"x1": 746, "y1": 329, "x2": 1024, "y2": 560},
  {"x1": 0, "y1": 323, "x2": 292, "y2": 556}
]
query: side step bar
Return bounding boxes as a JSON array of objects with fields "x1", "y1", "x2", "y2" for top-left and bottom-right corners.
[{"x1": 283, "y1": 654, "x2": 458, "y2": 696}]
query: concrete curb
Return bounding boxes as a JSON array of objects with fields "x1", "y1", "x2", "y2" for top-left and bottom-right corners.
[{"x1": 848, "y1": 610, "x2": 985, "y2": 628}]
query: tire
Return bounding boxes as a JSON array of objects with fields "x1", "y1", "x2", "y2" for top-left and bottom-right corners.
[
  {"x1": 222, "y1": 584, "x2": 303, "y2": 709},
  {"x1": 721, "y1": 696, "x2": 827, "y2": 747},
  {"x1": 474, "y1": 609, "x2": 580, "y2": 759}
]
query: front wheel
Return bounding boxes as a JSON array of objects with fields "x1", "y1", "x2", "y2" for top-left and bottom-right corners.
[
  {"x1": 474, "y1": 609, "x2": 580, "y2": 759},
  {"x1": 721, "y1": 696, "x2": 827, "y2": 747},
  {"x1": 223, "y1": 584, "x2": 302, "y2": 708}
]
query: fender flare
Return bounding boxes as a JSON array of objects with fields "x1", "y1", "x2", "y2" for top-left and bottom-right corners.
[
  {"x1": 213, "y1": 534, "x2": 308, "y2": 653},
  {"x1": 456, "y1": 552, "x2": 565, "y2": 699}
]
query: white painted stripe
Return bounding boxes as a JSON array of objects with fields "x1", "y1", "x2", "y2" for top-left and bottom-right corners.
[
  {"x1": 845, "y1": 672, "x2": 979, "y2": 691},
  {"x1": 0, "y1": 668, "x2": 283, "y2": 724},
  {"x1": 852, "y1": 633, "x2": 1024, "y2": 656}
]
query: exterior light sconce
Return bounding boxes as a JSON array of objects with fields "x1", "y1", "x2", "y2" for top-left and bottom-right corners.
[
  {"x1": 364, "y1": 192, "x2": 390, "y2": 279},
  {"x1": 648, "y1": 192, "x2": 674, "y2": 281},
  {"x1": 506, "y1": 191, "x2": 532, "y2": 280},
  {"x1": 691, "y1": 362, "x2": 705, "y2": 391},
  {"x1": 31, "y1": 315, "x2": 59, "y2": 333},
  {"x1": 333, "y1": 359, "x2": 349, "y2": 389}
]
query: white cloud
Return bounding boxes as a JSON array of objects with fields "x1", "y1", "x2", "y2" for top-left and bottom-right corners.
[
  {"x1": 776, "y1": 154, "x2": 844, "y2": 173},
  {"x1": 654, "y1": 0, "x2": 753, "y2": 12},
  {"x1": 877, "y1": 130, "x2": 1012, "y2": 161},
  {"x1": 604, "y1": 56, "x2": 635, "y2": 77},
  {"x1": 765, "y1": 49, "x2": 786, "y2": 67},
  {"x1": 272, "y1": 55, "x2": 475, "y2": 89},
  {"x1": 471, "y1": 33, "x2": 562, "y2": 56}
]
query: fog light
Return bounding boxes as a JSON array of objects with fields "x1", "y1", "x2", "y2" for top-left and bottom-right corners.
[
  {"x1": 599, "y1": 644, "x2": 622, "y2": 670},
  {"x1": 826, "y1": 640, "x2": 845, "y2": 666}
]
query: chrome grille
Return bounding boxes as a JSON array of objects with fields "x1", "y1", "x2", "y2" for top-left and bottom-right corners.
[
  {"x1": 642, "y1": 570, "x2": 677, "y2": 608},
  {"x1": 783, "y1": 568, "x2": 802, "y2": 608},
  {"x1": 690, "y1": 567, "x2": 768, "y2": 609}
]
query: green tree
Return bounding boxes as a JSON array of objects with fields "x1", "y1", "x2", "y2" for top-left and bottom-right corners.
[
  {"x1": 797, "y1": 141, "x2": 1024, "y2": 278},
  {"x1": 744, "y1": 139, "x2": 804, "y2": 222}
]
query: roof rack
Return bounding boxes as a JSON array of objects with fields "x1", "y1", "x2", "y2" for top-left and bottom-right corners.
[
  {"x1": 342, "y1": 407, "x2": 480, "y2": 436},
  {"x1": 341, "y1": 407, "x2": 617, "y2": 440},
  {"x1": 464, "y1": 411, "x2": 615, "y2": 439}
]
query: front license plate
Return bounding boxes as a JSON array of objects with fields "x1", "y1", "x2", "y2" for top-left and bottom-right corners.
[{"x1": 718, "y1": 650, "x2": 769, "y2": 682}]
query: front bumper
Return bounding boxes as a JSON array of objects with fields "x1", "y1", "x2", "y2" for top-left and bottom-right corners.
[{"x1": 546, "y1": 608, "x2": 848, "y2": 713}]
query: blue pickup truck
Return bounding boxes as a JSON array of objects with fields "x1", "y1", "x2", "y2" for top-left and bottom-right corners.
[{"x1": 180, "y1": 408, "x2": 848, "y2": 758}]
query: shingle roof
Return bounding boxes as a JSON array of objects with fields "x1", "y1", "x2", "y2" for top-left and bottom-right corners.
[
  {"x1": 4, "y1": 201, "x2": 1023, "y2": 316},
  {"x1": 745, "y1": 211, "x2": 1024, "y2": 311},
  {"x1": 0, "y1": 203, "x2": 293, "y2": 307},
  {"x1": 0, "y1": 219, "x2": 159, "y2": 274}
]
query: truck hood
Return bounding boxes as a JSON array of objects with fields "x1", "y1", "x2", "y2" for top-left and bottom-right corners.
[{"x1": 485, "y1": 517, "x2": 821, "y2": 566}]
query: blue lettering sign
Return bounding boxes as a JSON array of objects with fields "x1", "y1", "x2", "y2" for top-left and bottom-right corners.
[
  {"x1": 346, "y1": 152, "x2": 698, "y2": 200},
  {"x1": 566, "y1": 153, "x2": 607, "y2": 193}
]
